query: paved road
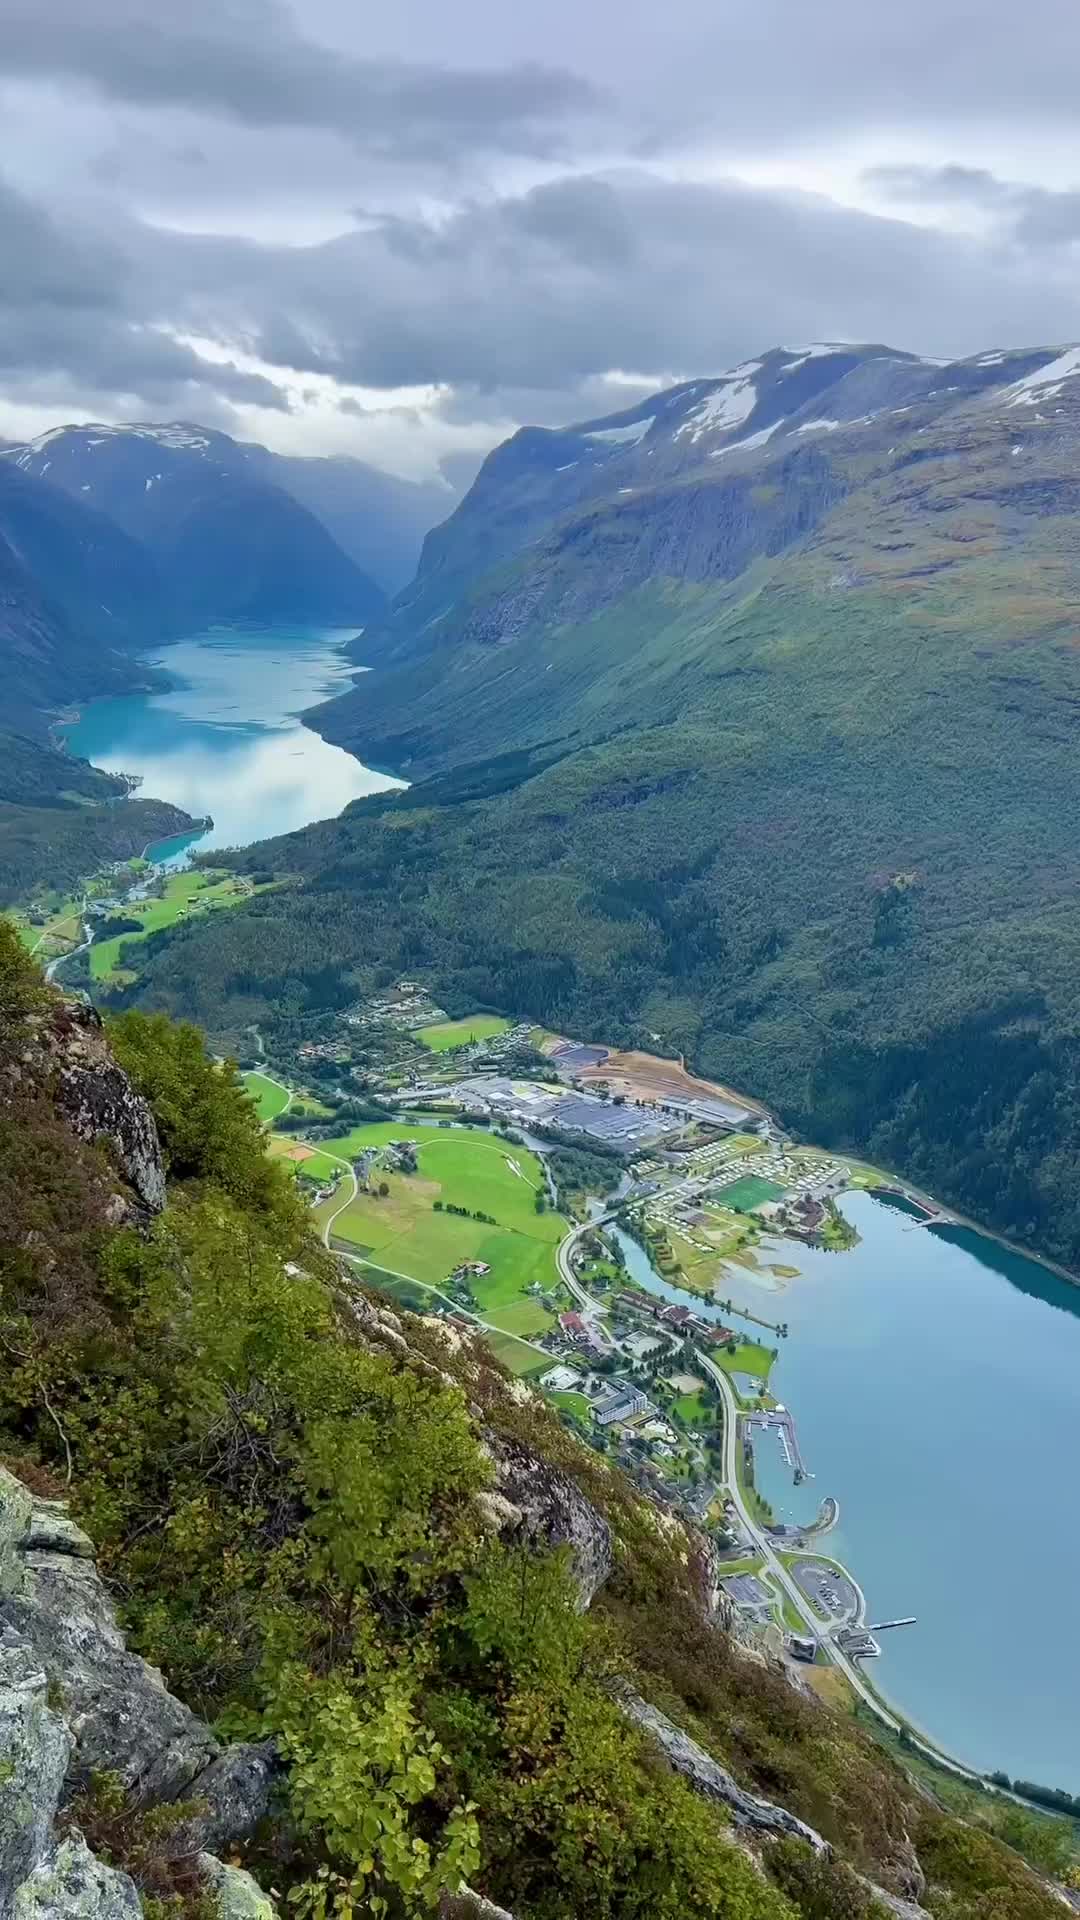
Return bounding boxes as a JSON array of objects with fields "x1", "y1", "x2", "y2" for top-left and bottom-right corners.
[
  {"x1": 44, "y1": 902, "x2": 91, "y2": 982},
  {"x1": 700, "y1": 1354, "x2": 906, "y2": 1718},
  {"x1": 315, "y1": 1150, "x2": 357, "y2": 1250},
  {"x1": 701, "y1": 1355, "x2": 993, "y2": 1784},
  {"x1": 555, "y1": 1220, "x2": 616, "y2": 1348}
]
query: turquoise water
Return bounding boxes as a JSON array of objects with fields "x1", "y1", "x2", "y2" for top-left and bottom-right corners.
[
  {"x1": 615, "y1": 1199, "x2": 1080, "y2": 1790},
  {"x1": 62, "y1": 625, "x2": 403, "y2": 861}
]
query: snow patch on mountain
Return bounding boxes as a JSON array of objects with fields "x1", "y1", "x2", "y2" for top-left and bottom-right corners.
[
  {"x1": 781, "y1": 344, "x2": 845, "y2": 374},
  {"x1": 791, "y1": 418, "x2": 841, "y2": 435},
  {"x1": 709, "y1": 421, "x2": 784, "y2": 458},
  {"x1": 585, "y1": 417, "x2": 653, "y2": 447},
  {"x1": 1006, "y1": 346, "x2": 1080, "y2": 407},
  {"x1": 676, "y1": 365, "x2": 761, "y2": 443}
]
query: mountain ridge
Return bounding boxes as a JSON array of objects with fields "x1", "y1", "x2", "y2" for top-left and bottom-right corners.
[
  {"x1": 6, "y1": 421, "x2": 385, "y2": 628},
  {"x1": 115, "y1": 332, "x2": 1080, "y2": 1277}
]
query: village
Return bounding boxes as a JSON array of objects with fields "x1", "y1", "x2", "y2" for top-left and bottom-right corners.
[{"x1": 242, "y1": 980, "x2": 898, "y2": 1657}]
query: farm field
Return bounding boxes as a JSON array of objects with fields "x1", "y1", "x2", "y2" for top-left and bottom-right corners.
[
  {"x1": 415, "y1": 1014, "x2": 511, "y2": 1052},
  {"x1": 91, "y1": 870, "x2": 259, "y2": 984},
  {"x1": 243, "y1": 1071, "x2": 291, "y2": 1122},
  {"x1": 269, "y1": 1137, "x2": 343, "y2": 1183},
  {"x1": 16, "y1": 895, "x2": 84, "y2": 958},
  {"x1": 312, "y1": 1122, "x2": 567, "y2": 1328},
  {"x1": 483, "y1": 1332, "x2": 550, "y2": 1377}
]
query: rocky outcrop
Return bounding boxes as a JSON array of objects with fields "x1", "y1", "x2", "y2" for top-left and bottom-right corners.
[
  {"x1": 0, "y1": 1630, "x2": 139, "y2": 1920},
  {"x1": 0, "y1": 1636, "x2": 70, "y2": 1913},
  {"x1": 341, "y1": 1292, "x2": 614, "y2": 1610},
  {"x1": 439, "y1": 1890, "x2": 515, "y2": 1920},
  {"x1": 48, "y1": 1007, "x2": 165, "y2": 1213},
  {"x1": 611, "y1": 1682, "x2": 829, "y2": 1853},
  {"x1": 0, "y1": 1468, "x2": 279, "y2": 1920},
  {"x1": 11, "y1": 1836, "x2": 140, "y2": 1920},
  {"x1": 858, "y1": 1887, "x2": 932, "y2": 1920},
  {"x1": 483, "y1": 1434, "x2": 613, "y2": 1609},
  {"x1": 197, "y1": 1855, "x2": 277, "y2": 1920},
  {"x1": 6, "y1": 1004, "x2": 165, "y2": 1216}
]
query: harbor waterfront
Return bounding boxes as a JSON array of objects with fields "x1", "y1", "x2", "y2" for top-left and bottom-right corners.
[{"x1": 617, "y1": 1193, "x2": 1080, "y2": 1793}]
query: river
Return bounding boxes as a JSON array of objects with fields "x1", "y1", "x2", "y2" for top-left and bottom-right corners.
[
  {"x1": 613, "y1": 1197, "x2": 1080, "y2": 1793},
  {"x1": 61, "y1": 624, "x2": 402, "y2": 862}
]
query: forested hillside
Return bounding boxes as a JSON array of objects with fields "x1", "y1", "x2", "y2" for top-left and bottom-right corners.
[
  {"x1": 110, "y1": 342, "x2": 1080, "y2": 1271},
  {"x1": 0, "y1": 921, "x2": 1067, "y2": 1920}
]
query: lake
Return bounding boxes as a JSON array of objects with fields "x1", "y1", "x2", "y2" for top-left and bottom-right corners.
[
  {"x1": 615, "y1": 1196, "x2": 1080, "y2": 1792},
  {"x1": 62, "y1": 625, "x2": 403, "y2": 860}
]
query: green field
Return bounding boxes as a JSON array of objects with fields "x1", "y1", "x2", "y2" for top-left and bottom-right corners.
[
  {"x1": 711, "y1": 1339, "x2": 775, "y2": 1383},
  {"x1": 91, "y1": 870, "x2": 259, "y2": 983},
  {"x1": 312, "y1": 1123, "x2": 565, "y2": 1326},
  {"x1": 673, "y1": 1388, "x2": 717, "y2": 1428},
  {"x1": 270, "y1": 1138, "x2": 343, "y2": 1184},
  {"x1": 482, "y1": 1297, "x2": 556, "y2": 1337},
  {"x1": 483, "y1": 1332, "x2": 551, "y2": 1377},
  {"x1": 717, "y1": 1175, "x2": 785, "y2": 1214},
  {"x1": 415, "y1": 1015, "x2": 512, "y2": 1053},
  {"x1": 548, "y1": 1390, "x2": 592, "y2": 1422},
  {"x1": 15, "y1": 895, "x2": 84, "y2": 958},
  {"x1": 244, "y1": 1071, "x2": 291, "y2": 1122}
]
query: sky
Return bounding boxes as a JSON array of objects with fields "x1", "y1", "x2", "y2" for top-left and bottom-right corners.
[{"x1": 4, "y1": 0, "x2": 1080, "y2": 479}]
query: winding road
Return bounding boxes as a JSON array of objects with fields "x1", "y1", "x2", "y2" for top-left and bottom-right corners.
[{"x1": 699, "y1": 1354, "x2": 991, "y2": 1784}]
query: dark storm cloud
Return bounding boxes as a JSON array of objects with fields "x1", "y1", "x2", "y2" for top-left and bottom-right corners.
[
  {"x1": 5, "y1": 0, "x2": 1080, "y2": 457},
  {"x1": 0, "y1": 174, "x2": 286, "y2": 419},
  {"x1": 2, "y1": 0, "x2": 598, "y2": 161},
  {"x1": 153, "y1": 172, "x2": 1080, "y2": 397},
  {"x1": 5, "y1": 163, "x2": 1080, "y2": 436}
]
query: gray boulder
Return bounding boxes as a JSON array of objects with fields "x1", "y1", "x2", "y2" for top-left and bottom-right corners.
[
  {"x1": 612, "y1": 1682, "x2": 828, "y2": 1853},
  {"x1": 485, "y1": 1435, "x2": 613, "y2": 1608},
  {"x1": 197, "y1": 1855, "x2": 276, "y2": 1920},
  {"x1": 2, "y1": 1541, "x2": 216, "y2": 1805},
  {"x1": 11, "y1": 1839, "x2": 140, "y2": 1920},
  {"x1": 438, "y1": 1891, "x2": 515, "y2": 1920},
  {"x1": 166, "y1": 1744, "x2": 280, "y2": 1858}
]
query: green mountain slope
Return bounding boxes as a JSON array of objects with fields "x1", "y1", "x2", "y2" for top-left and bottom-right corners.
[
  {"x1": 119, "y1": 344, "x2": 1080, "y2": 1268},
  {"x1": 0, "y1": 923, "x2": 1069, "y2": 1920}
]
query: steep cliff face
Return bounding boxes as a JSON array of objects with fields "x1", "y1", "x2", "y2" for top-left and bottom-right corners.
[
  {"x1": 5, "y1": 1002, "x2": 165, "y2": 1217},
  {"x1": 0, "y1": 1468, "x2": 277, "y2": 1920}
]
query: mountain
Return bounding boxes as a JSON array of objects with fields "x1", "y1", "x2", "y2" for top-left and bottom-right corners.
[
  {"x1": 6, "y1": 422, "x2": 385, "y2": 628},
  {"x1": 311, "y1": 339, "x2": 1063, "y2": 770},
  {"x1": 119, "y1": 338, "x2": 1080, "y2": 1275},
  {"x1": 0, "y1": 459, "x2": 163, "y2": 721},
  {"x1": 237, "y1": 442, "x2": 459, "y2": 595},
  {"x1": 0, "y1": 461, "x2": 196, "y2": 903}
]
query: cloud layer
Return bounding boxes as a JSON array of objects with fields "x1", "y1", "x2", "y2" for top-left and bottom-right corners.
[{"x1": 4, "y1": 0, "x2": 1080, "y2": 473}]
